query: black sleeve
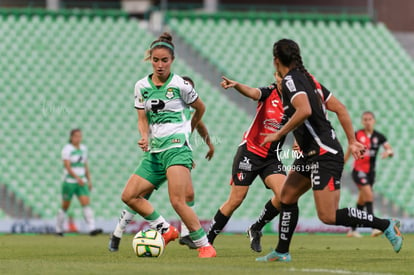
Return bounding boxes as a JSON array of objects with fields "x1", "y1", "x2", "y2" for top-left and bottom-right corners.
[
  {"x1": 282, "y1": 76, "x2": 307, "y2": 103},
  {"x1": 258, "y1": 83, "x2": 275, "y2": 101},
  {"x1": 377, "y1": 131, "x2": 388, "y2": 145},
  {"x1": 320, "y1": 84, "x2": 332, "y2": 103}
]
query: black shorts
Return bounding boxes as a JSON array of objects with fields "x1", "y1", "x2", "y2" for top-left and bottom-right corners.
[
  {"x1": 231, "y1": 144, "x2": 286, "y2": 187},
  {"x1": 291, "y1": 154, "x2": 344, "y2": 191},
  {"x1": 352, "y1": 169, "x2": 375, "y2": 186}
]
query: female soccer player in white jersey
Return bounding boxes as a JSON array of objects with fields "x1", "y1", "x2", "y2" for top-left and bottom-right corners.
[
  {"x1": 257, "y1": 39, "x2": 402, "y2": 262},
  {"x1": 56, "y1": 129, "x2": 102, "y2": 236},
  {"x1": 120, "y1": 33, "x2": 216, "y2": 258},
  {"x1": 108, "y1": 76, "x2": 214, "y2": 252}
]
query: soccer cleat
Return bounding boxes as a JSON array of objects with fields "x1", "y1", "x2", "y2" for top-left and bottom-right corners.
[
  {"x1": 384, "y1": 219, "x2": 403, "y2": 253},
  {"x1": 247, "y1": 226, "x2": 263, "y2": 252},
  {"x1": 371, "y1": 229, "x2": 383, "y2": 237},
  {"x1": 89, "y1": 229, "x2": 103, "y2": 236},
  {"x1": 198, "y1": 244, "x2": 217, "y2": 258},
  {"x1": 162, "y1": 225, "x2": 179, "y2": 245},
  {"x1": 179, "y1": 235, "x2": 197, "y2": 249},
  {"x1": 346, "y1": 229, "x2": 363, "y2": 238},
  {"x1": 108, "y1": 234, "x2": 121, "y2": 252},
  {"x1": 256, "y1": 250, "x2": 291, "y2": 262},
  {"x1": 56, "y1": 232, "x2": 64, "y2": 237}
]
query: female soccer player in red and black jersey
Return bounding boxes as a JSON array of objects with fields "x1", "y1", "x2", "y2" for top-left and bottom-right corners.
[
  {"x1": 345, "y1": 111, "x2": 394, "y2": 238},
  {"x1": 257, "y1": 39, "x2": 402, "y2": 262},
  {"x1": 206, "y1": 73, "x2": 287, "y2": 252}
]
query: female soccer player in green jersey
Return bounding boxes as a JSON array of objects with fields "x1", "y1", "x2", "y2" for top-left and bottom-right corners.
[
  {"x1": 120, "y1": 33, "x2": 216, "y2": 258},
  {"x1": 56, "y1": 129, "x2": 102, "y2": 236},
  {"x1": 108, "y1": 76, "x2": 214, "y2": 252}
]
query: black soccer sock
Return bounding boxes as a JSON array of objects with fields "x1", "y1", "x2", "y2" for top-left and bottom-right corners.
[
  {"x1": 351, "y1": 204, "x2": 365, "y2": 231},
  {"x1": 250, "y1": 199, "x2": 280, "y2": 231},
  {"x1": 207, "y1": 209, "x2": 230, "y2": 244},
  {"x1": 335, "y1": 208, "x2": 390, "y2": 231},
  {"x1": 275, "y1": 202, "x2": 299, "y2": 254},
  {"x1": 365, "y1": 202, "x2": 373, "y2": 215}
]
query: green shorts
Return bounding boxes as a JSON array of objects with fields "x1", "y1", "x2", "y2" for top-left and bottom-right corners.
[
  {"x1": 134, "y1": 146, "x2": 193, "y2": 189},
  {"x1": 62, "y1": 181, "x2": 90, "y2": 201}
]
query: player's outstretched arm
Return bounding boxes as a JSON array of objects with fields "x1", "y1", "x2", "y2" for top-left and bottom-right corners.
[
  {"x1": 221, "y1": 76, "x2": 261, "y2": 101},
  {"x1": 325, "y1": 95, "x2": 365, "y2": 160}
]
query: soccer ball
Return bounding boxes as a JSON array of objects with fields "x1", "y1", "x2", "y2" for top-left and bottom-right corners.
[{"x1": 132, "y1": 229, "x2": 165, "y2": 257}]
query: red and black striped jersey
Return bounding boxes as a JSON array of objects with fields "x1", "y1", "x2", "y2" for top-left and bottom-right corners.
[
  {"x1": 353, "y1": 129, "x2": 387, "y2": 173},
  {"x1": 241, "y1": 83, "x2": 287, "y2": 158}
]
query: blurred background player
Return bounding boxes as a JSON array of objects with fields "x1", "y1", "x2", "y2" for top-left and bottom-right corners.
[
  {"x1": 120, "y1": 33, "x2": 216, "y2": 258},
  {"x1": 345, "y1": 111, "x2": 394, "y2": 238},
  {"x1": 108, "y1": 76, "x2": 214, "y2": 252},
  {"x1": 56, "y1": 129, "x2": 102, "y2": 236},
  {"x1": 206, "y1": 73, "x2": 287, "y2": 252}
]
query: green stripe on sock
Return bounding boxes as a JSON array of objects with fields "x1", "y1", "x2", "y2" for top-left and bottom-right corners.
[
  {"x1": 189, "y1": 227, "x2": 206, "y2": 240},
  {"x1": 144, "y1": 210, "x2": 160, "y2": 221},
  {"x1": 186, "y1": 200, "x2": 195, "y2": 207}
]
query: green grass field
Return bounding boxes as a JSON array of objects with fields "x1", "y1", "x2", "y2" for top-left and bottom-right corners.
[{"x1": 0, "y1": 233, "x2": 412, "y2": 275}]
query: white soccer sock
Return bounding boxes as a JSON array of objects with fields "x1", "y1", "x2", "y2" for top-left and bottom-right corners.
[
  {"x1": 56, "y1": 208, "x2": 66, "y2": 233},
  {"x1": 193, "y1": 235, "x2": 209, "y2": 248},
  {"x1": 181, "y1": 221, "x2": 189, "y2": 237},
  {"x1": 148, "y1": 215, "x2": 170, "y2": 234},
  {"x1": 82, "y1": 206, "x2": 95, "y2": 231},
  {"x1": 113, "y1": 210, "x2": 136, "y2": 238}
]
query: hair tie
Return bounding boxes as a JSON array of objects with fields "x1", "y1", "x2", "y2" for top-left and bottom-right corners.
[{"x1": 151, "y1": 41, "x2": 174, "y2": 52}]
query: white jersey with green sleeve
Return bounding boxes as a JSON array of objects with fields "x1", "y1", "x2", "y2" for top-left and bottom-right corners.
[
  {"x1": 61, "y1": 144, "x2": 88, "y2": 183},
  {"x1": 134, "y1": 73, "x2": 198, "y2": 153}
]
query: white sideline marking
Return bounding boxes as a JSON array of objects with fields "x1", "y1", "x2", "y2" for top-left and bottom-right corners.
[{"x1": 285, "y1": 268, "x2": 394, "y2": 275}]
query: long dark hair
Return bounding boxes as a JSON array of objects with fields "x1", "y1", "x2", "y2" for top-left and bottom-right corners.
[{"x1": 273, "y1": 39, "x2": 315, "y2": 90}]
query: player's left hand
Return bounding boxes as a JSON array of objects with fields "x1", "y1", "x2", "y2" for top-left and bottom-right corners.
[
  {"x1": 260, "y1": 132, "x2": 281, "y2": 146},
  {"x1": 205, "y1": 144, "x2": 215, "y2": 161},
  {"x1": 381, "y1": 150, "x2": 394, "y2": 159},
  {"x1": 88, "y1": 182, "x2": 93, "y2": 191}
]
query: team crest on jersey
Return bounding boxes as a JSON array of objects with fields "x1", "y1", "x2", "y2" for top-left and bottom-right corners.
[
  {"x1": 372, "y1": 137, "x2": 378, "y2": 145},
  {"x1": 360, "y1": 136, "x2": 366, "y2": 143},
  {"x1": 166, "y1": 88, "x2": 174, "y2": 99}
]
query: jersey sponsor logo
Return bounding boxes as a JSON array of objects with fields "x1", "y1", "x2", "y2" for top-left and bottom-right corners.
[
  {"x1": 165, "y1": 88, "x2": 174, "y2": 99},
  {"x1": 150, "y1": 99, "x2": 165, "y2": 113},
  {"x1": 171, "y1": 138, "x2": 181, "y2": 143},
  {"x1": 142, "y1": 90, "x2": 150, "y2": 99},
  {"x1": 271, "y1": 99, "x2": 279, "y2": 107},
  {"x1": 237, "y1": 172, "x2": 245, "y2": 182},
  {"x1": 238, "y1": 157, "x2": 252, "y2": 171},
  {"x1": 263, "y1": 119, "x2": 282, "y2": 132},
  {"x1": 188, "y1": 88, "x2": 198, "y2": 101}
]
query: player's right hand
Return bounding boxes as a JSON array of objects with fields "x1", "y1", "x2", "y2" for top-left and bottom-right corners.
[
  {"x1": 138, "y1": 138, "x2": 149, "y2": 152},
  {"x1": 76, "y1": 177, "x2": 84, "y2": 186},
  {"x1": 221, "y1": 76, "x2": 237, "y2": 89},
  {"x1": 349, "y1": 141, "x2": 366, "y2": 160}
]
